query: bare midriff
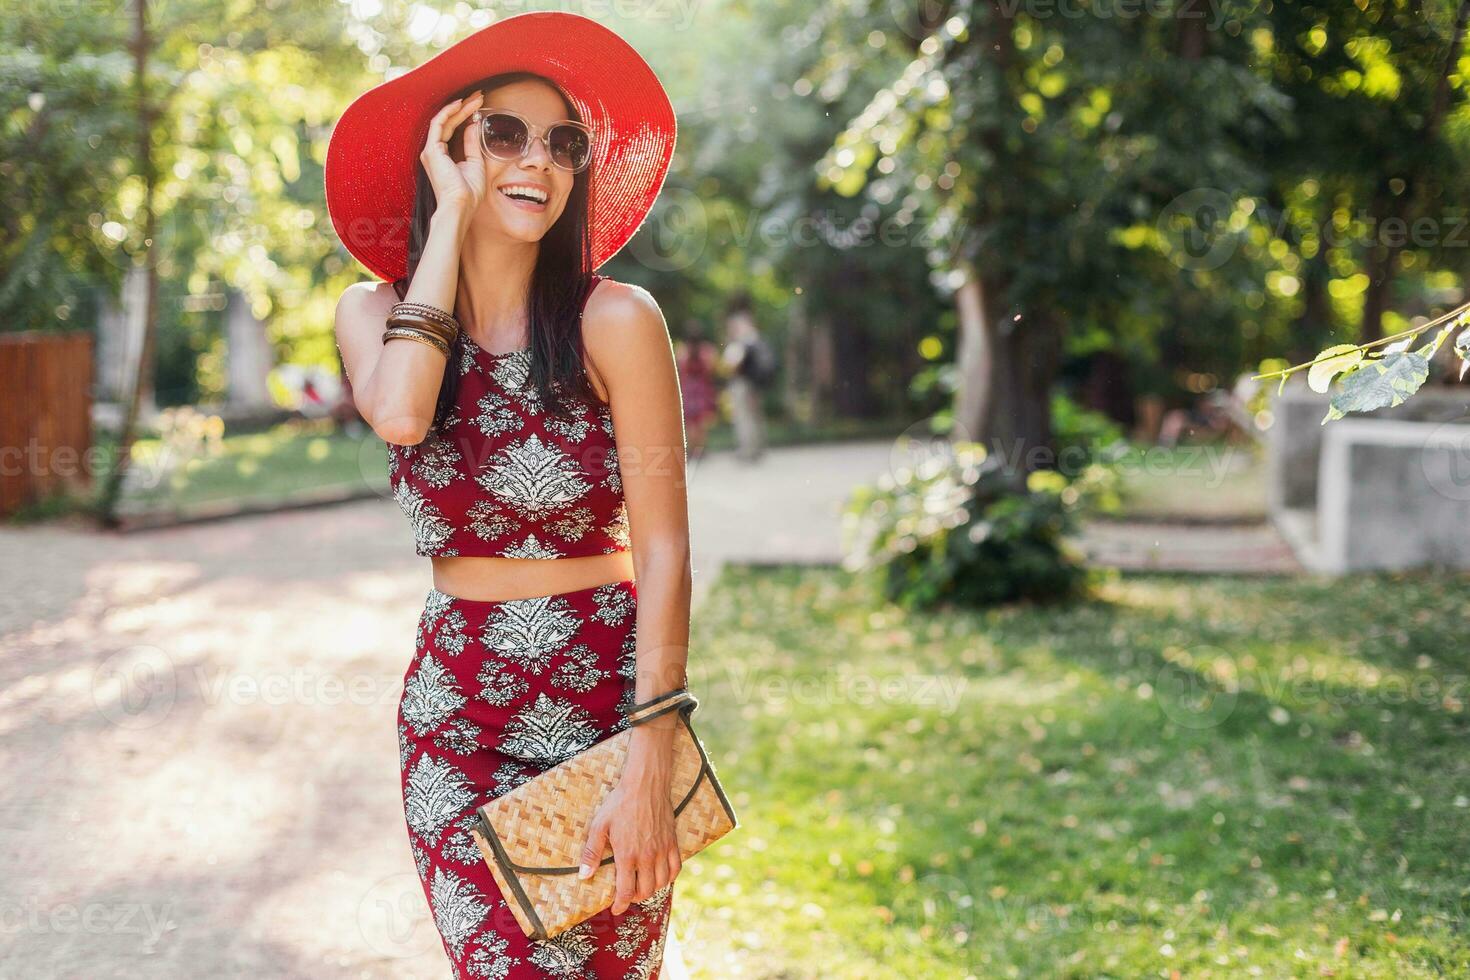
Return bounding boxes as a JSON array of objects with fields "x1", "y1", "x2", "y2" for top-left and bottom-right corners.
[{"x1": 430, "y1": 550, "x2": 635, "y2": 602}]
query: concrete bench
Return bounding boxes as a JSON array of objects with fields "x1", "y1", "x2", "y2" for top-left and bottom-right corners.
[
  {"x1": 1319, "y1": 419, "x2": 1470, "y2": 572},
  {"x1": 1267, "y1": 384, "x2": 1470, "y2": 513},
  {"x1": 1278, "y1": 418, "x2": 1470, "y2": 573}
]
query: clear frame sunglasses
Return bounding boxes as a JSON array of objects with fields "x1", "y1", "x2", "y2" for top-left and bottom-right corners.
[{"x1": 470, "y1": 108, "x2": 594, "y2": 174}]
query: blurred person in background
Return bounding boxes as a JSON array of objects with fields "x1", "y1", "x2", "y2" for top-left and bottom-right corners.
[
  {"x1": 720, "y1": 292, "x2": 775, "y2": 464},
  {"x1": 675, "y1": 317, "x2": 720, "y2": 463}
]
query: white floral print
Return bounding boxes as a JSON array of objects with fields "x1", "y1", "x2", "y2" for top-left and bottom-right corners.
[
  {"x1": 385, "y1": 320, "x2": 631, "y2": 560},
  {"x1": 527, "y1": 919, "x2": 598, "y2": 977},
  {"x1": 393, "y1": 479, "x2": 456, "y2": 556},
  {"x1": 429, "y1": 866, "x2": 492, "y2": 959},
  {"x1": 500, "y1": 692, "x2": 599, "y2": 766},
  {"x1": 401, "y1": 653, "x2": 468, "y2": 736},
  {"x1": 478, "y1": 594, "x2": 582, "y2": 674},
  {"x1": 404, "y1": 753, "x2": 475, "y2": 845},
  {"x1": 476, "y1": 433, "x2": 594, "y2": 518}
]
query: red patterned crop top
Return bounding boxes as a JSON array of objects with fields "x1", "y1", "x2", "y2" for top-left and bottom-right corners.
[{"x1": 385, "y1": 274, "x2": 630, "y2": 560}]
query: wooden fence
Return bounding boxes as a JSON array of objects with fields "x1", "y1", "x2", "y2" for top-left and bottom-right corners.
[{"x1": 0, "y1": 331, "x2": 94, "y2": 517}]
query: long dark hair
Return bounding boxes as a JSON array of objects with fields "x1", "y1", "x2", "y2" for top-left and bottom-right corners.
[{"x1": 393, "y1": 72, "x2": 601, "y2": 429}]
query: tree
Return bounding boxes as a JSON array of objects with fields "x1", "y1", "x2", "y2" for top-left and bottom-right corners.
[{"x1": 811, "y1": 1, "x2": 1285, "y2": 478}]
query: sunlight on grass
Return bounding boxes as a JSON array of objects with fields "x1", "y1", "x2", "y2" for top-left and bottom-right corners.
[
  {"x1": 123, "y1": 419, "x2": 388, "y2": 512},
  {"x1": 1114, "y1": 443, "x2": 1266, "y2": 521},
  {"x1": 684, "y1": 566, "x2": 1470, "y2": 979}
]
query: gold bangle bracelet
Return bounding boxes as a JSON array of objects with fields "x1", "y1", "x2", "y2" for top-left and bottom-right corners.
[
  {"x1": 384, "y1": 326, "x2": 449, "y2": 358},
  {"x1": 390, "y1": 310, "x2": 458, "y2": 340},
  {"x1": 391, "y1": 300, "x2": 458, "y2": 326},
  {"x1": 394, "y1": 313, "x2": 456, "y2": 344},
  {"x1": 384, "y1": 326, "x2": 449, "y2": 355},
  {"x1": 385, "y1": 323, "x2": 450, "y2": 349},
  {"x1": 385, "y1": 329, "x2": 449, "y2": 358},
  {"x1": 390, "y1": 302, "x2": 460, "y2": 336},
  {"x1": 386, "y1": 311, "x2": 458, "y2": 346}
]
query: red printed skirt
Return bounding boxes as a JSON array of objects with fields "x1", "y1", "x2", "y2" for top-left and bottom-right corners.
[{"x1": 396, "y1": 578, "x2": 674, "y2": 979}]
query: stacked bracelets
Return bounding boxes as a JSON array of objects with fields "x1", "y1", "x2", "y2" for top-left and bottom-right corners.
[{"x1": 384, "y1": 301, "x2": 461, "y2": 358}]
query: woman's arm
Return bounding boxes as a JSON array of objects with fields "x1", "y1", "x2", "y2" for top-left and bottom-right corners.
[
  {"x1": 332, "y1": 93, "x2": 485, "y2": 446},
  {"x1": 575, "y1": 280, "x2": 693, "y2": 914}
]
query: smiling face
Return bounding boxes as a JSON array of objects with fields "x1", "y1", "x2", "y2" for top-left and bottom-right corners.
[{"x1": 458, "y1": 78, "x2": 581, "y2": 246}]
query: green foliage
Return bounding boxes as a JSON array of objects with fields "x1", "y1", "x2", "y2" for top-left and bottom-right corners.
[
  {"x1": 840, "y1": 441, "x2": 1108, "y2": 609},
  {"x1": 1257, "y1": 306, "x2": 1469, "y2": 423},
  {"x1": 1322, "y1": 349, "x2": 1432, "y2": 423},
  {"x1": 1052, "y1": 390, "x2": 1128, "y2": 482}
]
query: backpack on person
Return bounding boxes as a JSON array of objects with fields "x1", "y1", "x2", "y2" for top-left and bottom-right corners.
[{"x1": 740, "y1": 336, "x2": 779, "y2": 387}]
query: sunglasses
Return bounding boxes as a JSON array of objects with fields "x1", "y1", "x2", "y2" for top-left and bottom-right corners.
[{"x1": 470, "y1": 109, "x2": 594, "y2": 174}]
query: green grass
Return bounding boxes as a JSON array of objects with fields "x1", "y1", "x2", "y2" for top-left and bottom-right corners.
[
  {"x1": 682, "y1": 565, "x2": 1470, "y2": 979},
  {"x1": 118, "y1": 417, "x2": 389, "y2": 514},
  {"x1": 1112, "y1": 442, "x2": 1267, "y2": 522},
  {"x1": 4, "y1": 418, "x2": 391, "y2": 524}
]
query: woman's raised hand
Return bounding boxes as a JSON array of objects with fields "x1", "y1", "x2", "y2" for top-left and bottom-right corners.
[{"x1": 420, "y1": 92, "x2": 487, "y2": 217}]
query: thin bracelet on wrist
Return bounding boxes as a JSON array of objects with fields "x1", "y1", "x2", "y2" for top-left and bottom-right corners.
[
  {"x1": 622, "y1": 688, "x2": 695, "y2": 728},
  {"x1": 384, "y1": 326, "x2": 449, "y2": 357}
]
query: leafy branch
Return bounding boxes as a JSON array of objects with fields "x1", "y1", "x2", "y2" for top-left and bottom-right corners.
[{"x1": 1252, "y1": 301, "x2": 1470, "y2": 425}]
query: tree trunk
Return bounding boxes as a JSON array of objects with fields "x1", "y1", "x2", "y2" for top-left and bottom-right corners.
[
  {"x1": 225, "y1": 288, "x2": 275, "y2": 410},
  {"x1": 953, "y1": 271, "x2": 989, "y2": 445},
  {"x1": 1295, "y1": 230, "x2": 1333, "y2": 361},
  {"x1": 1080, "y1": 350, "x2": 1135, "y2": 428},
  {"x1": 1359, "y1": 181, "x2": 1402, "y2": 344},
  {"x1": 985, "y1": 306, "x2": 1061, "y2": 480},
  {"x1": 827, "y1": 260, "x2": 875, "y2": 418},
  {"x1": 953, "y1": 265, "x2": 1061, "y2": 482},
  {"x1": 809, "y1": 310, "x2": 836, "y2": 426},
  {"x1": 1175, "y1": 0, "x2": 1211, "y2": 59},
  {"x1": 99, "y1": 0, "x2": 158, "y2": 526}
]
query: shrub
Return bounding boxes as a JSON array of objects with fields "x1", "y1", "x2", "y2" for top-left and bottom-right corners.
[
  {"x1": 1051, "y1": 390, "x2": 1128, "y2": 481},
  {"x1": 841, "y1": 438, "x2": 1113, "y2": 609}
]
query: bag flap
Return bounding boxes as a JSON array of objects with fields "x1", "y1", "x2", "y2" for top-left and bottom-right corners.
[{"x1": 477, "y1": 714, "x2": 711, "y2": 875}]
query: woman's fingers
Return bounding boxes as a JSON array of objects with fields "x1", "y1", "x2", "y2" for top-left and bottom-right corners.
[
  {"x1": 459, "y1": 103, "x2": 485, "y2": 200},
  {"x1": 636, "y1": 861, "x2": 655, "y2": 902},
  {"x1": 444, "y1": 91, "x2": 483, "y2": 137},
  {"x1": 646, "y1": 847, "x2": 672, "y2": 897},
  {"x1": 611, "y1": 856, "x2": 640, "y2": 915},
  {"x1": 423, "y1": 99, "x2": 462, "y2": 157},
  {"x1": 578, "y1": 819, "x2": 610, "y2": 880},
  {"x1": 462, "y1": 105, "x2": 483, "y2": 165},
  {"x1": 441, "y1": 92, "x2": 483, "y2": 150},
  {"x1": 423, "y1": 93, "x2": 482, "y2": 159}
]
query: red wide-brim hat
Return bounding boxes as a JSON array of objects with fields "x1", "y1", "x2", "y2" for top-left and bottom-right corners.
[{"x1": 324, "y1": 11, "x2": 676, "y2": 282}]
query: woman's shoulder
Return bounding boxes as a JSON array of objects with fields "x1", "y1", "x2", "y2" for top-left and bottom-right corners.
[
  {"x1": 581, "y1": 276, "x2": 670, "y2": 381},
  {"x1": 582, "y1": 275, "x2": 661, "y2": 324},
  {"x1": 336, "y1": 279, "x2": 399, "y2": 320}
]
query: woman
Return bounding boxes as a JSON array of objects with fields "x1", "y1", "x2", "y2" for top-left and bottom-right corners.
[
  {"x1": 326, "y1": 14, "x2": 688, "y2": 977},
  {"x1": 674, "y1": 319, "x2": 720, "y2": 462}
]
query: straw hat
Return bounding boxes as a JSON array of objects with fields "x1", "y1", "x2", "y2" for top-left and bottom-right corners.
[{"x1": 325, "y1": 11, "x2": 677, "y2": 281}]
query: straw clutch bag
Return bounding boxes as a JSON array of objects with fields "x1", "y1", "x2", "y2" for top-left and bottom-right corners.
[{"x1": 469, "y1": 688, "x2": 738, "y2": 941}]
